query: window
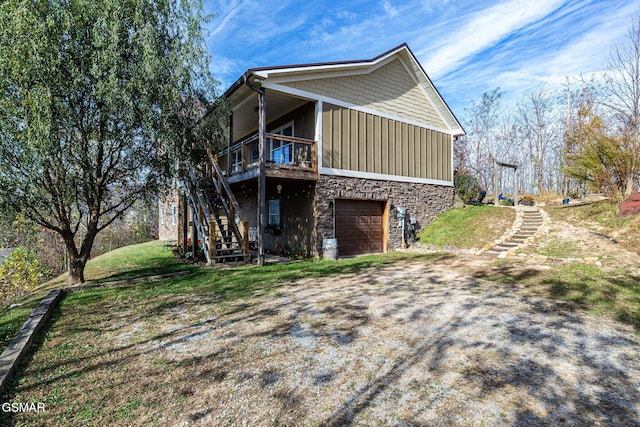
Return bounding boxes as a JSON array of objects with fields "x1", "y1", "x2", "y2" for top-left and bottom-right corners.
[
  {"x1": 172, "y1": 205, "x2": 177, "y2": 225},
  {"x1": 270, "y1": 122, "x2": 294, "y2": 165},
  {"x1": 232, "y1": 148, "x2": 242, "y2": 173},
  {"x1": 268, "y1": 199, "x2": 281, "y2": 228},
  {"x1": 160, "y1": 207, "x2": 165, "y2": 225}
]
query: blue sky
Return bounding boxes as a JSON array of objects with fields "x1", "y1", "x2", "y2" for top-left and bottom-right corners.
[{"x1": 203, "y1": 0, "x2": 639, "y2": 120}]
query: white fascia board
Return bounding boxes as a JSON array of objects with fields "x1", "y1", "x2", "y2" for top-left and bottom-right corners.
[
  {"x1": 262, "y1": 81, "x2": 456, "y2": 136},
  {"x1": 320, "y1": 167, "x2": 454, "y2": 187},
  {"x1": 263, "y1": 56, "x2": 395, "y2": 85},
  {"x1": 254, "y1": 48, "x2": 401, "y2": 81}
]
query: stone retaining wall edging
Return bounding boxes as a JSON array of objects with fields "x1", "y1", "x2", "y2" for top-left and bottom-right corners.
[{"x1": 0, "y1": 289, "x2": 63, "y2": 394}]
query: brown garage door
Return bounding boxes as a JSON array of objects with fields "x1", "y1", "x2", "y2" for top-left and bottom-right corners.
[{"x1": 335, "y1": 199, "x2": 385, "y2": 256}]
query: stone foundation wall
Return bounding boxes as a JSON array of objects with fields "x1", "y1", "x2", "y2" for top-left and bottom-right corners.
[
  {"x1": 314, "y1": 175, "x2": 453, "y2": 256},
  {"x1": 158, "y1": 191, "x2": 179, "y2": 241}
]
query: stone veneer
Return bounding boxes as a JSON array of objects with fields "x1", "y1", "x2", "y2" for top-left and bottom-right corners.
[
  {"x1": 158, "y1": 191, "x2": 179, "y2": 241},
  {"x1": 314, "y1": 175, "x2": 454, "y2": 256}
]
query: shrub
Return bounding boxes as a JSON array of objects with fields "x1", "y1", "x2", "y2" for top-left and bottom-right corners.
[
  {"x1": 454, "y1": 172, "x2": 485, "y2": 204},
  {"x1": 520, "y1": 195, "x2": 535, "y2": 206},
  {"x1": 289, "y1": 248, "x2": 307, "y2": 260},
  {"x1": 0, "y1": 247, "x2": 48, "y2": 304}
]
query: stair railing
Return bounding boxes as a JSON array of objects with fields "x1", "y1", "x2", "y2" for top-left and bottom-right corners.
[
  {"x1": 206, "y1": 148, "x2": 247, "y2": 255},
  {"x1": 177, "y1": 165, "x2": 213, "y2": 264}
]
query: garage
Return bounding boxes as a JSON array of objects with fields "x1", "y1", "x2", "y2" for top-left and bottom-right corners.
[{"x1": 335, "y1": 199, "x2": 385, "y2": 256}]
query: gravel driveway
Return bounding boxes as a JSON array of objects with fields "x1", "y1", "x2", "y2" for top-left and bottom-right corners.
[{"x1": 133, "y1": 259, "x2": 640, "y2": 426}]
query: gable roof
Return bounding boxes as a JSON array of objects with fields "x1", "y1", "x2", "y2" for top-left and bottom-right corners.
[{"x1": 224, "y1": 44, "x2": 465, "y2": 136}]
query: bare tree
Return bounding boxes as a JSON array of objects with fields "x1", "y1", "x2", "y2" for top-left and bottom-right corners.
[
  {"x1": 463, "y1": 88, "x2": 504, "y2": 190},
  {"x1": 516, "y1": 85, "x2": 562, "y2": 194}
]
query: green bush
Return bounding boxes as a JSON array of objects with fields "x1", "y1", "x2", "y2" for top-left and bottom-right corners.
[
  {"x1": 0, "y1": 247, "x2": 48, "y2": 303},
  {"x1": 454, "y1": 172, "x2": 485, "y2": 204}
]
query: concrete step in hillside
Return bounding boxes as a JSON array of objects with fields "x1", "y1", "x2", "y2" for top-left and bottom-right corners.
[
  {"x1": 482, "y1": 207, "x2": 546, "y2": 257},
  {"x1": 481, "y1": 250, "x2": 502, "y2": 257},
  {"x1": 520, "y1": 227, "x2": 541, "y2": 233}
]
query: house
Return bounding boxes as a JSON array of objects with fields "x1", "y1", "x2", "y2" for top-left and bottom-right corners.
[{"x1": 162, "y1": 43, "x2": 464, "y2": 263}]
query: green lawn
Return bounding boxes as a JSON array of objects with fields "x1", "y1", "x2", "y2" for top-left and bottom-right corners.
[
  {"x1": 0, "y1": 241, "x2": 194, "y2": 350},
  {"x1": 419, "y1": 205, "x2": 515, "y2": 249}
]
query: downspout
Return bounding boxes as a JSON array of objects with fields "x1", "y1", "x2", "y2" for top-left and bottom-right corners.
[{"x1": 244, "y1": 74, "x2": 267, "y2": 266}]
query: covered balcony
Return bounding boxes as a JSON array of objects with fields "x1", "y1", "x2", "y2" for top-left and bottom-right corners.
[
  {"x1": 218, "y1": 132, "x2": 318, "y2": 183},
  {"x1": 216, "y1": 78, "x2": 319, "y2": 184}
]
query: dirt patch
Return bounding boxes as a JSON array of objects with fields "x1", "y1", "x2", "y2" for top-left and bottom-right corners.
[
  {"x1": 517, "y1": 219, "x2": 640, "y2": 270},
  {"x1": 12, "y1": 259, "x2": 636, "y2": 426}
]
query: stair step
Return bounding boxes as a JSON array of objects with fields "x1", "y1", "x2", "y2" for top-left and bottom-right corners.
[
  {"x1": 481, "y1": 250, "x2": 501, "y2": 257},
  {"x1": 212, "y1": 254, "x2": 248, "y2": 262}
]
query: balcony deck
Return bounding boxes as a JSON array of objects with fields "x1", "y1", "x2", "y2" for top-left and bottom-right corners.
[{"x1": 219, "y1": 133, "x2": 318, "y2": 183}]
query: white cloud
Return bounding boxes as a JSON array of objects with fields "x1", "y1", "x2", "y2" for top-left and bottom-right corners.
[
  {"x1": 207, "y1": 0, "x2": 251, "y2": 39},
  {"x1": 420, "y1": 0, "x2": 565, "y2": 78},
  {"x1": 382, "y1": 1, "x2": 399, "y2": 18}
]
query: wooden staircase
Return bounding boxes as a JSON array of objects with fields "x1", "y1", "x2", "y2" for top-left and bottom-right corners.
[{"x1": 179, "y1": 157, "x2": 249, "y2": 264}]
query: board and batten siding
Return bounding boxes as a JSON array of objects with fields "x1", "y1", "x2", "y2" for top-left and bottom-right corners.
[{"x1": 321, "y1": 103, "x2": 452, "y2": 182}]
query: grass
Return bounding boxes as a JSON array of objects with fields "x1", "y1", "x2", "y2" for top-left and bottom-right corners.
[
  {"x1": 0, "y1": 241, "x2": 193, "y2": 350},
  {"x1": 419, "y1": 205, "x2": 515, "y2": 249},
  {"x1": 472, "y1": 259, "x2": 640, "y2": 329},
  {"x1": 0, "y1": 301, "x2": 41, "y2": 350},
  {"x1": 45, "y1": 240, "x2": 195, "y2": 288},
  {"x1": 537, "y1": 240, "x2": 583, "y2": 259}
]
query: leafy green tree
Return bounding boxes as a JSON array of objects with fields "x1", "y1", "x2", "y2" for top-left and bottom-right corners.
[
  {"x1": 0, "y1": 0, "x2": 221, "y2": 284},
  {"x1": 564, "y1": 95, "x2": 637, "y2": 201},
  {"x1": 600, "y1": 12, "x2": 640, "y2": 195}
]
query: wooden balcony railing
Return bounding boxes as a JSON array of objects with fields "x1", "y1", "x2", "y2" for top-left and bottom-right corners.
[{"x1": 218, "y1": 133, "x2": 317, "y2": 178}]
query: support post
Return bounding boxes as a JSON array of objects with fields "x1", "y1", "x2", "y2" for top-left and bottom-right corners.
[
  {"x1": 257, "y1": 89, "x2": 266, "y2": 266},
  {"x1": 514, "y1": 168, "x2": 519, "y2": 207},
  {"x1": 181, "y1": 195, "x2": 188, "y2": 253},
  {"x1": 241, "y1": 220, "x2": 249, "y2": 255},
  {"x1": 209, "y1": 218, "x2": 217, "y2": 260},
  {"x1": 493, "y1": 158, "x2": 498, "y2": 202},
  {"x1": 227, "y1": 113, "x2": 233, "y2": 176}
]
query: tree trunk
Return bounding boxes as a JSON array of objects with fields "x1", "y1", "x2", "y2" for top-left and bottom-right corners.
[{"x1": 68, "y1": 254, "x2": 88, "y2": 285}]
